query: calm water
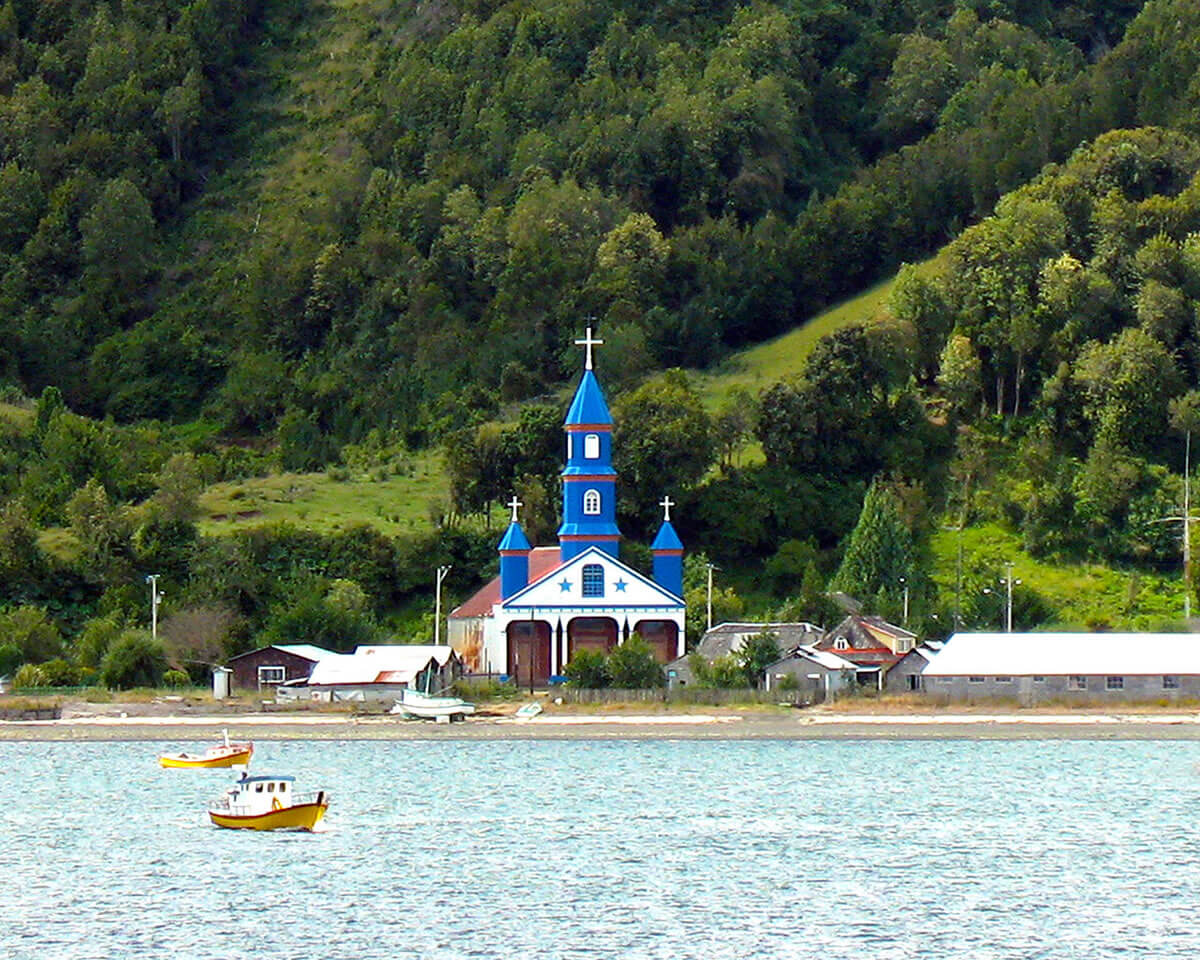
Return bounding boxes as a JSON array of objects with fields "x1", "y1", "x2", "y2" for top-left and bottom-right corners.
[{"x1": 4, "y1": 738, "x2": 1199, "y2": 959}]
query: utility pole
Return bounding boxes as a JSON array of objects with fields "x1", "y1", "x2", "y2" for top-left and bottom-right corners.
[
  {"x1": 146, "y1": 574, "x2": 162, "y2": 642},
  {"x1": 706, "y1": 563, "x2": 718, "y2": 632},
  {"x1": 434, "y1": 565, "x2": 452, "y2": 645},
  {"x1": 899, "y1": 576, "x2": 909, "y2": 627},
  {"x1": 1003, "y1": 562, "x2": 1014, "y2": 633}
]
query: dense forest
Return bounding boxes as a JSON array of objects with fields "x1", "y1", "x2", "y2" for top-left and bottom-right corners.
[{"x1": 2, "y1": 0, "x2": 1200, "y2": 687}]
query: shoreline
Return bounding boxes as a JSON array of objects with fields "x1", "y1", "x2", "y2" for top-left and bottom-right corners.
[{"x1": 6, "y1": 709, "x2": 1200, "y2": 741}]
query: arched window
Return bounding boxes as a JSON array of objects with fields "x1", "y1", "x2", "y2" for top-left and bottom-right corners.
[
  {"x1": 834, "y1": 637, "x2": 848, "y2": 651},
  {"x1": 582, "y1": 564, "x2": 604, "y2": 597},
  {"x1": 584, "y1": 433, "x2": 600, "y2": 459},
  {"x1": 583, "y1": 489, "x2": 601, "y2": 515}
]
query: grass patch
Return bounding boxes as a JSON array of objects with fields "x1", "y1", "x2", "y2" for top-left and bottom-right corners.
[{"x1": 930, "y1": 522, "x2": 1185, "y2": 630}]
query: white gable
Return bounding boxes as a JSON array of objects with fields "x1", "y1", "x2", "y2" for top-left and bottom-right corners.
[{"x1": 500, "y1": 546, "x2": 683, "y2": 611}]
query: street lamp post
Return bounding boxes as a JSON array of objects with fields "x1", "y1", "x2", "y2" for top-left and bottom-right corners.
[
  {"x1": 146, "y1": 574, "x2": 162, "y2": 642},
  {"x1": 706, "y1": 563, "x2": 718, "y2": 632},
  {"x1": 986, "y1": 563, "x2": 1021, "y2": 633},
  {"x1": 434, "y1": 565, "x2": 452, "y2": 646},
  {"x1": 899, "y1": 576, "x2": 909, "y2": 627}
]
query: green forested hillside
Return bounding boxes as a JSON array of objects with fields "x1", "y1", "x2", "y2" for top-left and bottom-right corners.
[{"x1": 5, "y1": 0, "x2": 1200, "y2": 687}]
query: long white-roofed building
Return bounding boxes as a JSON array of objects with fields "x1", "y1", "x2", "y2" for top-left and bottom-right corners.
[{"x1": 922, "y1": 632, "x2": 1200, "y2": 701}]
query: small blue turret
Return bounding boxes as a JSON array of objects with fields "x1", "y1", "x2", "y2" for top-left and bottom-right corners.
[
  {"x1": 498, "y1": 496, "x2": 532, "y2": 600},
  {"x1": 651, "y1": 505, "x2": 684, "y2": 599}
]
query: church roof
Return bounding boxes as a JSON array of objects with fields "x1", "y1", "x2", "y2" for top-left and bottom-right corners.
[
  {"x1": 651, "y1": 520, "x2": 683, "y2": 551},
  {"x1": 449, "y1": 547, "x2": 562, "y2": 619},
  {"x1": 565, "y1": 370, "x2": 611, "y2": 426},
  {"x1": 497, "y1": 521, "x2": 531, "y2": 552}
]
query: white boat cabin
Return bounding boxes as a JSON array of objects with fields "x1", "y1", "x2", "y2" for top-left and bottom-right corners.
[{"x1": 215, "y1": 775, "x2": 297, "y2": 816}]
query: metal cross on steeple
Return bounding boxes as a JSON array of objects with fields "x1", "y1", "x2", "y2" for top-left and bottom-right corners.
[
  {"x1": 659, "y1": 495, "x2": 675, "y2": 523},
  {"x1": 574, "y1": 326, "x2": 603, "y2": 371},
  {"x1": 507, "y1": 495, "x2": 524, "y2": 524}
]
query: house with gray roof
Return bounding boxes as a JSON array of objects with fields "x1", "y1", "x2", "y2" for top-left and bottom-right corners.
[{"x1": 665, "y1": 621, "x2": 824, "y2": 687}]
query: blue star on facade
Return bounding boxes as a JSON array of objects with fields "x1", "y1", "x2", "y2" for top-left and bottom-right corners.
[
  {"x1": 614, "y1": 579, "x2": 627, "y2": 592},
  {"x1": 558, "y1": 578, "x2": 572, "y2": 592}
]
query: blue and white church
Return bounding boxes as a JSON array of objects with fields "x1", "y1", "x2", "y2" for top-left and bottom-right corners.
[{"x1": 449, "y1": 329, "x2": 686, "y2": 686}]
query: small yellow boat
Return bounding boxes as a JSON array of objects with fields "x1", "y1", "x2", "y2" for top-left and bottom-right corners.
[
  {"x1": 159, "y1": 730, "x2": 253, "y2": 769},
  {"x1": 208, "y1": 774, "x2": 330, "y2": 832}
]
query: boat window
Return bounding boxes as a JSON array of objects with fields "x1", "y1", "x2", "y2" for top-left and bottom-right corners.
[
  {"x1": 267, "y1": 783, "x2": 275, "y2": 792},
  {"x1": 255, "y1": 783, "x2": 263, "y2": 792},
  {"x1": 279, "y1": 782, "x2": 287, "y2": 792}
]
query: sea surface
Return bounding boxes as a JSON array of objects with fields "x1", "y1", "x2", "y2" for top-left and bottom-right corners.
[{"x1": 3, "y1": 738, "x2": 1199, "y2": 959}]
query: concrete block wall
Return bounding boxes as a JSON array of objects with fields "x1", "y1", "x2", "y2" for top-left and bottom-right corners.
[{"x1": 924, "y1": 673, "x2": 1200, "y2": 703}]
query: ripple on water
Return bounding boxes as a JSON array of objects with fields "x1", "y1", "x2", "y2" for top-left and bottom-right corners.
[{"x1": 3, "y1": 739, "x2": 1200, "y2": 959}]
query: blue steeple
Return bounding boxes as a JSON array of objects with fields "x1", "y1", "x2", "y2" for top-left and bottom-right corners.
[
  {"x1": 559, "y1": 327, "x2": 621, "y2": 562},
  {"x1": 565, "y1": 370, "x2": 612, "y2": 426},
  {"x1": 498, "y1": 498, "x2": 532, "y2": 599},
  {"x1": 651, "y1": 496, "x2": 684, "y2": 598}
]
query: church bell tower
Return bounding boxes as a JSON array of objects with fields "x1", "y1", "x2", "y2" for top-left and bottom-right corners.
[{"x1": 558, "y1": 327, "x2": 621, "y2": 562}]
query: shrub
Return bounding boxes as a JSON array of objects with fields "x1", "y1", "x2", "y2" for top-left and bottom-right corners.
[
  {"x1": 163, "y1": 669, "x2": 189, "y2": 688},
  {"x1": 100, "y1": 631, "x2": 167, "y2": 690},
  {"x1": 564, "y1": 649, "x2": 610, "y2": 688},
  {"x1": 12, "y1": 663, "x2": 47, "y2": 688},
  {"x1": 606, "y1": 635, "x2": 665, "y2": 689},
  {"x1": 39, "y1": 658, "x2": 81, "y2": 686}
]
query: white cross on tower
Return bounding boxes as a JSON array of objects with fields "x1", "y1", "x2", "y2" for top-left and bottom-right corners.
[
  {"x1": 660, "y1": 495, "x2": 675, "y2": 523},
  {"x1": 575, "y1": 326, "x2": 604, "y2": 371},
  {"x1": 507, "y1": 495, "x2": 524, "y2": 523}
]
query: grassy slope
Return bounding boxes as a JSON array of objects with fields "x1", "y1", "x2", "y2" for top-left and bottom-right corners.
[
  {"x1": 930, "y1": 524, "x2": 1185, "y2": 631},
  {"x1": 694, "y1": 273, "x2": 902, "y2": 412}
]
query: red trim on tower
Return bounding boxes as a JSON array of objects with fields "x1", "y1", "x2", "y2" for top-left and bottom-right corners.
[
  {"x1": 499, "y1": 550, "x2": 529, "y2": 557},
  {"x1": 565, "y1": 424, "x2": 612, "y2": 432},
  {"x1": 562, "y1": 474, "x2": 617, "y2": 482},
  {"x1": 652, "y1": 549, "x2": 683, "y2": 556},
  {"x1": 559, "y1": 534, "x2": 620, "y2": 541}
]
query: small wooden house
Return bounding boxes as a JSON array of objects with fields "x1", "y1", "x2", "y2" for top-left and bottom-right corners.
[{"x1": 227, "y1": 644, "x2": 336, "y2": 692}]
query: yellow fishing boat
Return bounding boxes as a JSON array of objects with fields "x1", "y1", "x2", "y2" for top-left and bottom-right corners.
[
  {"x1": 208, "y1": 774, "x2": 330, "y2": 832},
  {"x1": 159, "y1": 730, "x2": 253, "y2": 769}
]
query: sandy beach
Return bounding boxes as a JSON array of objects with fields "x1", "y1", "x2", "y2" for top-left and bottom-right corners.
[{"x1": 6, "y1": 702, "x2": 1200, "y2": 741}]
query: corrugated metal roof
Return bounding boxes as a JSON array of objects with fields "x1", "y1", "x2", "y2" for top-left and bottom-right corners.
[
  {"x1": 307, "y1": 645, "x2": 456, "y2": 686},
  {"x1": 924, "y1": 632, "x2": 1200, "y2": 676},
  {"x1": 795, "y1": 645, "x2": 859, "y2": 671},
  {"x1": 275, "y1": 644, "x2": 339, "y2": 663},
  {"x1": 449, "y1": 547, "x2": 562, "y2": 619}
]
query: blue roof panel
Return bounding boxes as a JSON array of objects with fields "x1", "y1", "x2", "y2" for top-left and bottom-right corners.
[
  {"x1": 565, "y1": 370, "x2": 612, "y2": 425},
  {"x1": 497, "y1": 521, "x2": 531, "y2": 552},
  {"x1": 651, "y1": 521, "x2": 683, "y2": 551}
]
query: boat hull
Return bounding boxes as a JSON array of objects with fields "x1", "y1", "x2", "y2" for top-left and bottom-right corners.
[
  {"x1": 160, "y1": 748, "x2": 253, "y2": 769},
  {"x1": 209, "y1": 801, "x2": 328, "y2": 832}
]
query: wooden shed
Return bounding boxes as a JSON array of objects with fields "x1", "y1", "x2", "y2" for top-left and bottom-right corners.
[{"x1": 227, "y1": 644, "x2": 336, "y2": 692}]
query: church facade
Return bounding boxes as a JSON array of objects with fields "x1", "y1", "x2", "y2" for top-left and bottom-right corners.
[{"x1": 448, "y1": 331, "x2": 686, "y2": 686}]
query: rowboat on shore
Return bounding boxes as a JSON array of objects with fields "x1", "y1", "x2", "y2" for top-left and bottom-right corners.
[
  {"x1": 159, "y1": 730, "x2": 253, "y2": 769},
  {"x1": 208, "y1": 773, "x2": 330, "y2": 832}
]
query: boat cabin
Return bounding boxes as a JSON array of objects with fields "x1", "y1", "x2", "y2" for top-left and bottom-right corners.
[{"x1": 221, "y1": 775, "x2": 296, "y2": 815}]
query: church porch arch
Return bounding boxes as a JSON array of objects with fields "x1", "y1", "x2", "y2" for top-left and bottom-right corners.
[
  {"x1": 567, "y1": 616, "x2": 619, "y2": 664},
  {"x1": 633, "y1": 620, "x2": 680, "y2": 664},
  {"x1": 507, "y1": 621, "x2": 552, "y2": 687}
]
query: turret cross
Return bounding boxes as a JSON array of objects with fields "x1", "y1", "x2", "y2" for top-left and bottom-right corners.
[
  {"x1": 575, "y1": 326, "x2": 604, "y2": 371},
  {"x1": 507, "y1": 495, "x2": 524, "y2": 523},
  {"x1": 660, "y1": 495, "x2": 675, "y2": 523}
]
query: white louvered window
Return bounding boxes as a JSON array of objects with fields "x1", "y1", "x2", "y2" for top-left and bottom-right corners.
[{"x1": 584, "y1": 433, "x2": 600, "y2": 459}]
